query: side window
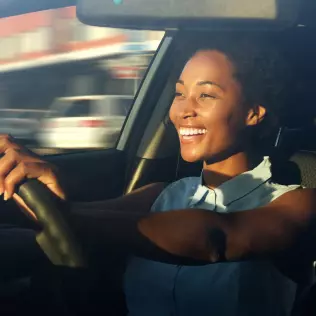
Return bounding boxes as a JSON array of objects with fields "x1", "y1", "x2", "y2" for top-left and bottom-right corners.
[
  {"x1": 0, "y1": 7, "x2": 164, "y2": 154},
  {"x1": 110, "y1": 99, "x2": 133, "y2": 116},
  {"x1": 64, "y1": 100, "x2": 91, "y2": 117}
]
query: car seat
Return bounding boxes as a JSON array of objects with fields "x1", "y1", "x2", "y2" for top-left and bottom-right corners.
[{"x1": 278, "y1": 127, "x2": 316, "y2": 316}]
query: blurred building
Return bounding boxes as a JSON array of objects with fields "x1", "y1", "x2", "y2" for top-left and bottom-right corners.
[{"x1": 0, "y1": 6, "x2": 163, "y2": 110}]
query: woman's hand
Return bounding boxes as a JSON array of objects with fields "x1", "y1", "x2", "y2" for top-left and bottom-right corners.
[{"x1": 0, "y1": 135, "x2": 66, "y2": 219}]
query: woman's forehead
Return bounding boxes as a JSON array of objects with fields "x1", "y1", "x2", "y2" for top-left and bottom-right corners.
[{"x1": 179, "y1": 50, "x2": 236, "y2": 84}]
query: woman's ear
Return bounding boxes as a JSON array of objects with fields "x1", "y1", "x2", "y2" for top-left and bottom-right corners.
[{"x1": 246, "y1": 105, "x2": 267, "y2": 126}]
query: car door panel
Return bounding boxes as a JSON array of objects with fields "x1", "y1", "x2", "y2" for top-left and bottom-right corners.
[{"x1": 45, "y1": 149, "x2": 126, "y2": 202}]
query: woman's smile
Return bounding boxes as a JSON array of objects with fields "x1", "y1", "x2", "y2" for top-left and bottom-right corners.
[{"x1": 179, "y1": 126, "x2": 208, "y2": 144}]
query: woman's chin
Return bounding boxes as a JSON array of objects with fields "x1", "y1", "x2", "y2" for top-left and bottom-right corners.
[{"x1": 180, "y1": 150, "x2": 203, "y2": 163}]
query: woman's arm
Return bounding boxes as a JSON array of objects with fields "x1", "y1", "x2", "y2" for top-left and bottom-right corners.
[
  {"x1": 71, "y1": 182, "x2": 167, "y2": 214},
  {"x1": 69, "y1": 188, "x2": 316, "y2": 265},
  {"x1": 139, "y1": 188, "x2": 316, "y2": 263}
]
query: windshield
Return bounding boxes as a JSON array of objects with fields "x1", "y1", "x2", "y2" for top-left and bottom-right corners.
[
  {"x1": 0, "y1": 111, "x2": 22, "y2": 119},
  {"x1": 0, "y1": 5, "x2": 163, "y2": 151},
  {"x1": 48, "y1": 97, "x2": 133, "y2": 118},
  {"x1": 49, "y1": 99, "x2": 92, "y2": 118},
  {"x1": 0, "y1": 110, "x2": 46, "y2": 119}
]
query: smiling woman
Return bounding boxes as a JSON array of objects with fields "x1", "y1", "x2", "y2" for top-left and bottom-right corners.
[
  {"x1": 171, "y1": 33, "x2": 291, "y2": 164},
  {"x1": 116, "y1": 33, "x2": 307, "y2": 316},
  {"x1": 0, "y1": 31, "x2": 307, "y2": 316},
  {"x1": 0, "y1": 25, "x2": 312, "y2": 316}
]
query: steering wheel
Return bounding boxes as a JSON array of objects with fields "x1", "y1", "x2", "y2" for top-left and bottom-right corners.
[{"x1": 17, "y1": 179, "x2": 87, "y2": 268}]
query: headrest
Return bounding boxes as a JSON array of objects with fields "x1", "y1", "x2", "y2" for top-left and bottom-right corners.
[{"x1": 275, "y1": 126, "x2": 316, "y2": 153}]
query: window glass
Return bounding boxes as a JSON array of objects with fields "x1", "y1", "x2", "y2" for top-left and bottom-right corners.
[
  {"x1": 108, "y1": 98, "x2": 133, "y2": 116},
  {"x1": 48, "y1": 99, "x2": 91, "y2": 118},
  {"x1": 0, "y1": 7, "x2": 164, "y2": 153},
  {"x1": 63, "y1": 100, "x2": 92, "y2": 117},
  {"x1": 93, "y1": 98, "x2": 133, "y2": 116}
]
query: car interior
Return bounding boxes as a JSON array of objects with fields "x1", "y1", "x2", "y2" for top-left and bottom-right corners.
[{"x1": 1, "y1": 0, "x2": 316, "y2": 315}]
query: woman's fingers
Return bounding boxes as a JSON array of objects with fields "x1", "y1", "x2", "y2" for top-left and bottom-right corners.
[
  {"x1": 4, "y1": 161, "x2": 35, "y2": 200},
  {"x1": 4, "y1": 161, "x2": 64, "y2": 200},
  {"x1": 12, "y1": 193, "x2": 38, "y2": 221},
  {"x1": 37, "y1": 165, "x2": 66, "y2": 200},
  {"x1": 0, "y1": 134, "x2": 66, "y2": 203},
  {"x1": 0, "y1": 149, "x2": 18, "y2": 194},
  {"x1": 0, "y1": 134, "x2": 21, "y2": 153}
]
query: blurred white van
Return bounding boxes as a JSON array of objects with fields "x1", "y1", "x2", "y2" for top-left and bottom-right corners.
[
  {"x1": 0, "y1": 109, "x2": 49, "y2": 143},
  {"x1": 37, "y1": 95, "x2": 133, "y2": 149}
]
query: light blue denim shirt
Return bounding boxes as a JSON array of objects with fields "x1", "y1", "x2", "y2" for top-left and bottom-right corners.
[{"x1": 124, "y1": 157, "x2": 301, "y2": 316}]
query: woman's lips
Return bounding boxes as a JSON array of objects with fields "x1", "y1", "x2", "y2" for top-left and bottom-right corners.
[
  {"x1": 179, "y1": 127, "x2": 207, "y2": 136},
  {"x1": 179, "y1": 127, "x2": 207, "y2": 144}
]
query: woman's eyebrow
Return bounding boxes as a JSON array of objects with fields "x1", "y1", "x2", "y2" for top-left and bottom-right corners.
[
  {"x1": 197, "y1": 80, "x2": 224, "y2": 90},
  {"x1": 177, "y1": 79, "x2": 224, "y2": 91}
]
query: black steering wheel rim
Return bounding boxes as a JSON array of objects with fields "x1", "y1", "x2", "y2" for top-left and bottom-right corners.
[{"x1": 18, "y1": 179, "x2": 87, "y2": 268}]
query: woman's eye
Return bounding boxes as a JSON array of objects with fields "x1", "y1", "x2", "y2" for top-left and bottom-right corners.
[
  {"x1": 175, "y1": 92, "x2": 184, "y2": 98},
  {"x1": 200, "y1": 93, "x2": 216, "y2": 99}
]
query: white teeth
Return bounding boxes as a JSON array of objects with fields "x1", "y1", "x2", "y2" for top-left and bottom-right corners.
[{"x1": 179, "y1": 128, "x2": 206, "y2": 136}]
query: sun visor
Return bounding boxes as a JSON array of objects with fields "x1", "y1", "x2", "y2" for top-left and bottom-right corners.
[{"x1": 77, "y1": 0, "x2": 300, "y2": 30}]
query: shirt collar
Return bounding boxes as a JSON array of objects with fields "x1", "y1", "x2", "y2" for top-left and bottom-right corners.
[{"x1": 189, "y1": 156, "x2": 272, "y2": 208}]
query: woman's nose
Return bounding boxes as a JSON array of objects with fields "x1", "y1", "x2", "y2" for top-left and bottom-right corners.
[{"x1": 181, "y1": 98, "x2": 197, "y2": 119}]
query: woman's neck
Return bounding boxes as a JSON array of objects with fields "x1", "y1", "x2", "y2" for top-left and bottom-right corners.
[{"x1": 202, "y1": 151, "x2": 261, "y2": 189}]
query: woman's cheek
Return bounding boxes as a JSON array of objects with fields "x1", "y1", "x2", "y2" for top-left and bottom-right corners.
[{"x1": 199, "y1": 103, "x2": 229, "y2": 125}]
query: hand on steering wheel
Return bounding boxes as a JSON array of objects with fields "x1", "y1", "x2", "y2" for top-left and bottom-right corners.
[
  {"x1": 0, "y1": 135, "x2": 86, "y2": 268},
  {"x1": 0, "y1": 135, "x2": 65, "y2": 219}
]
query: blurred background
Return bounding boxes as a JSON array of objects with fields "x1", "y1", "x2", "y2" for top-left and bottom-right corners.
[{"x1": 0, "y1": 6, "x2": 164, "y2": 154}]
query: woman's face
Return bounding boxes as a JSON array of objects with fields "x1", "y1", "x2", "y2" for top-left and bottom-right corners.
[{"x1": 169, "y1": 50, "x2": 253, "y2": 163}]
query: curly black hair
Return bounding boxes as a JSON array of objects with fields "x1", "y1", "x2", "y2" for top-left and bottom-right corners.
[{"x1": 180, "y1": 32, "x2": 292, "y2": 146}]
